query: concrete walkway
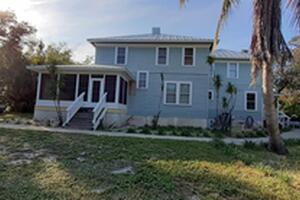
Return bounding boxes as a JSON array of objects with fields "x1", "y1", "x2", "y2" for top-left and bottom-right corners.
[{"x1": 0, "y1": 123, "x2": 299, "y2": 145}]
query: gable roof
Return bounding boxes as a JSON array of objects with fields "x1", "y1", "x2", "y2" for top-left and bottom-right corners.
[
  {"x1": 211, "y1": 49, "x2": 251, "y2": 61},
  {"x1": 88, "y1": 28, "x2": 213, "y2": 45}
]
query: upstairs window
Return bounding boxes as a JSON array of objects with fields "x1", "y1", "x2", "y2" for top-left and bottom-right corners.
[
  {"x1": 183, "y1": 48, "x2": 195, "y2": 66},
  {"x1": 115, "y1": 47, "x2": 127, "y2": 65},
  {"x1": 227, "y1": 63, "x2": 239, "y2": 79},
  {"x1": 245, "y1": 91, "x2": 257, "y2": 111},
  {"x1": 156, "y1": 47, "x2": 168, "y2": 65},
  {"x1": 137, "y1": 71, "x2": 149, "y2": 89},
  {"x1": 164, "y1": 81, "x2": 192, "y2": 105}
]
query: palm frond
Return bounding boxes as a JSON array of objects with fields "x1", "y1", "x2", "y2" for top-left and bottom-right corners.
[
  {"x1": 287, "y1": 0, "x2": 300, "y2": 28},
  {"x1": 213, "y1": 0, "x2": 241, "y2": 50}
]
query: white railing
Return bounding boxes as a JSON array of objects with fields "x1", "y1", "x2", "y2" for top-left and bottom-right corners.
[
  {"x1": 92, "y1": 92, "x2": 107, "y2": 130},
  {"x1": 63, "y1": 92, "x2": 85, "y2": 126}
]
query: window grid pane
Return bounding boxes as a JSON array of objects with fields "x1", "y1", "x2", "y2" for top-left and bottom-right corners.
[
  {"x1": 179, "y1": 84, "x2": 190, "y2": 104},
  {"x1": 246, "y1": 93, "x2": 256, "y2": 110},
  {"x1": 184, "y1": 48, "x2": 194, "y2": 65},
  {"x1": 138, "y1": 72, "x2": 147, "y2": 88},
  {"x1": 117, "y1": 47, "x2": 126, "y2": 64},
  {"x1": 229, "y1": 63, "x2": 238, "y2": 78},
  {"x1": 158, "y1": 48, "x2": 167, "y2": 65},
  {"x1": 166, "y1": 83, "x2": 177, "y2": 104}
]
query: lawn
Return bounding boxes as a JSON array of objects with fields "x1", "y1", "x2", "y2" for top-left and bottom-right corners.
[{"x1": 0, "y1": 128, "x2": 300, "y2": 200}]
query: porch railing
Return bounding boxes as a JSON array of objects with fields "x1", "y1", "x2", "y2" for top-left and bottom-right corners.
[
  {"x1": 92, "y1": 92, "x2": 107, "y2": 130},
  {"x1": 63, "y1": 92, "x2": 85, "y2": 126}
]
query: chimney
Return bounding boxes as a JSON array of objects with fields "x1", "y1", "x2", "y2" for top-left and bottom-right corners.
[{"x1": 152, "y1": 27, "x2": 161, "y2": 35}]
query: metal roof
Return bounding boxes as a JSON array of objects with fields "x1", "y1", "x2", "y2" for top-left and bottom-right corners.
[
  {"x1": 27, "y1": 65, "x2": 135, "y2": 81},
  {"x1": 88, "y1": 28, "x2": 213, "y2": 45},
  {"x1": 211, "y1": 49, "x2": 251, "y2": 60}
]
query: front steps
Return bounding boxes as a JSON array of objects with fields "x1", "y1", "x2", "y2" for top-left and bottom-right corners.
[{"x1": 67, "y1": 108, "x2": 93, "y2": 130}]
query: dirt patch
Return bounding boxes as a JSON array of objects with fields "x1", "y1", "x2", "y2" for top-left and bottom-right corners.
[{"x1": 4, "y1": 143, "x2": 58, "y2": 166}]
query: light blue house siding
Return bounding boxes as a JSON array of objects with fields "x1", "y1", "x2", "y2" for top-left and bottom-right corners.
[
  {"x1": 95, "y1": 46, "x2": 211, "y2": 125},
  {"x1": 208, "y1": 61, "x2": 263, "y2": 122}
]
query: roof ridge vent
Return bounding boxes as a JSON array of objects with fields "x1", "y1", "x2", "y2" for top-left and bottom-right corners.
[{"x1": 152, "y1": 27, "x2": 161, "y2": 35}]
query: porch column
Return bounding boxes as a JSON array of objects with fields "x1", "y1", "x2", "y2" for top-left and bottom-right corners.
[
  {"x1": 115, "y1": 75, "x2": 120, "y2": 103},
  {"x1": 36, "y1": 72, "x2": 42, "y2": 101},
  {"x1": 75, "y1": 74, "x2": 79, "y2": 97}
]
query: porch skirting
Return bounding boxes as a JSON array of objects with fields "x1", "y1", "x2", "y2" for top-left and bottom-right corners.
[
  {"x1": 128, "y1": 116, "x2": 208, "y2": 128},
  {"x1": 34, "y1": 106, "x2": 208, "y2": 128}
]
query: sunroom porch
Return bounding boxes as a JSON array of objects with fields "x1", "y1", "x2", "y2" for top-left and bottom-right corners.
[{"x1": 27, "y1": 65, "x2": 135, "y2": 130}]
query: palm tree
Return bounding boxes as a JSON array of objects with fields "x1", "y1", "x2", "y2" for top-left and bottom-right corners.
[{"x1": 180, "y1": 0, "x2": 300, "y2": 154}]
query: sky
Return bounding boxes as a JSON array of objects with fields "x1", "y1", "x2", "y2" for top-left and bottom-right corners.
[{"x1": 0, "y1": 0, "x2": 297, "y2": 62}]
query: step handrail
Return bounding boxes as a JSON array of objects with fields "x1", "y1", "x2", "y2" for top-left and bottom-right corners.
[
  {"x1": 63, "y1": 92, "x2": 85, "y2": 126},
  {"x1": 92, "y1": 92, "x2": 107, "y2": 130}
]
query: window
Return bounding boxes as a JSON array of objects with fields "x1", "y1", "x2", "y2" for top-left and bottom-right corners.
[
  {"x1": 208, "y1": 90, "x2": 214, "y2": 100},
  {"x1": 183, "y1": 48, "x2": 195, "y2": 66},
  {"x1": 245, "y1": 92, "x2": 257, "y2": 111},
  {"x1": 227, "y1": 63, "x2": 239, "y2": 79},
  {"x1": 164, "y1": 81, "x2": 192, "y2": 105},
  {"x1": 59, "y1": 74, "x2": 76, "y2": 101},
  {"x1": 156, "y1": 47, "x2": 169, "y2": 65},
  {"x1": 166, "y1": 83, "x2": 177, "y2": 104},
  {"x1": 78, "y1": 75, "x2": 89, "y2": 101},
  {"x1": 115, "y1": 47, "x2": 127, "y2": 65},
  {"x1": 40, "y1": 74, "x2": 55, "y2": 100},
  {"x1": 104, "y1": 75, "x2": 117, "y2": 103},
  {"x1": 137, "y1": 71, "x2": 149, "y2": 89}
]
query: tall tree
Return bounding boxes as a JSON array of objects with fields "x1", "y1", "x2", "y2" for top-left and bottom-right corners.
[
  {"x1": 181, "y1": 0, "x2": 300, "y2": 155},
  {"x1": 0, "y1": 11, "x2": 36, "y2": 112}
]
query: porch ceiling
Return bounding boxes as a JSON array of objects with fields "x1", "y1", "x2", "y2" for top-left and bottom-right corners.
[{"x1": 27, "y1": 64, "x2": 135, "y2": 81}]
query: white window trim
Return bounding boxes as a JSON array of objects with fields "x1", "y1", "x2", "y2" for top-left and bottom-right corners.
[
  {"x1": 136, "y1": 71, "x2": 149, "y2": 89},
  {"x1": 208, "y1": 90, "x2": 214, "y2": 101},
  {"x1": 155, "y1": 47, "x2": 169, "y2": 66},
  {"x1": 182, "y1": 47, "x2": 196, "y2": 67},
  {"x1": 226, "y1": 62, "x2": 239, "y2": 79},
  {"x1": 244, "y1": 91, "x2": 258, "y2": 112},
  {"x1": 114, "y1": 46, "x2": 128, "y2": 65},
  {"x1": 163, "y1": 81, "x2": 192, "y2": 106}
]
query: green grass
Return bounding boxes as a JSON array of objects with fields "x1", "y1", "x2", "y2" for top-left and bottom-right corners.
[{"x1": 0, "y1": 128, "x2": 300, "y2": 200}]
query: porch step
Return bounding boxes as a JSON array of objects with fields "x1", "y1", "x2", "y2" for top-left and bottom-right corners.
[{"x1": 67, "y1": 109, "x2": 93, "y2": 130}]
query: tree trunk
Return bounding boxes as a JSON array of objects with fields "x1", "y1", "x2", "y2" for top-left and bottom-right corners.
[{"x1": 262, "y1": 62, "x2": 288, "y2": 155}]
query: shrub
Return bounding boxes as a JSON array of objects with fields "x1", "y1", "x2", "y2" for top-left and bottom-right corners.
[
  {"x1": 243, "y1": 141, "x2": 257, "y2": 149},
  {"x1": 141, "y1": 127, "x2": 152, "y2": 135},
  {"x1": 127, "y1": 127, "x2": 137, "y2": 133}
]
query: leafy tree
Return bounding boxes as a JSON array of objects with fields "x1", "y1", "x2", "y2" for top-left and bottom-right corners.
[
  {"x1": 180, "y1": 0, "x2": 300, "y2": 155},
  {"x1": 28, "y1": 41, "x2": 74, "y2": 65},
  {"x1": 0, "y1": 11, "x2": 36, "y2": 112},
  {"x1": 46, "y1": 64, "x2": 64, "y2": 125}
]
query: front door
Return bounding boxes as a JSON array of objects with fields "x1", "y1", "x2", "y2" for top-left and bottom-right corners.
[{"x1": 91, "y1": 79, "x2": 102, "y2": 103}]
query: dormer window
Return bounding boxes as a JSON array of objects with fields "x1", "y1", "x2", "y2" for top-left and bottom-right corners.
[
  {"x1": 115, "y1": 47, "x2": 127, "y2": 65},
  {"x1": 182, "y1": 48, "x2": 195, "y2": 66},
  {"x1": 156, "y1": 47, "x2": 169, "y2": 65}
]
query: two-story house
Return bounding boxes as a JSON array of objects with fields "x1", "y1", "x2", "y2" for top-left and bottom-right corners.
[{"x1": 27, "y1": 27, "x2": 263, "y2": 130}]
